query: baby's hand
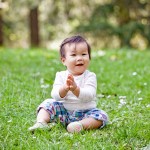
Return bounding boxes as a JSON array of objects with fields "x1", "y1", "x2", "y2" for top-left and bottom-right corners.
[{"x1": 67, "y1": 74, "x2": 77, "y2": 91}]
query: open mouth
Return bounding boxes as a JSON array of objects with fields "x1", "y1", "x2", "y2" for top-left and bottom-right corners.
[{"x1": 76, "y1": 64, "x2": 83, "y2": 66}]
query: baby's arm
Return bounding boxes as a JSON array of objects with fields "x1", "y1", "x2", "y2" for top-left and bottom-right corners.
[
  {"x1": 59, "y1": 78, "x2": 70, "y2": 98},
  {"x1": 51, "y1": 72, "x2": 69, "y2": 100},
  {"x1": 78, "y1": 73, "x2": 97, "y2": 101},
  {"x1": 51, "y1": 72, "x2": 78, "y2": 99}
]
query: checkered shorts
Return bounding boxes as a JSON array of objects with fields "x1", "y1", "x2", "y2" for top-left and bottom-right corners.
[{"x1": 37, "y1": 99, "x2": 108, "y2": 128}]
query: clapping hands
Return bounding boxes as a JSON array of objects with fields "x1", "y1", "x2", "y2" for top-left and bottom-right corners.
[
  {"x1": 66, "y1": 74, "x2": 77, "y2": 92},
  {"x1": 60, "y1": 74, "x2": 79, "y2": 98}
]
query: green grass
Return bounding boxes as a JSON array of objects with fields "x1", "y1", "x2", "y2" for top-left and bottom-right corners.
[{"x1": 0, "y1": 48, "x2": 150, "y2": 150}]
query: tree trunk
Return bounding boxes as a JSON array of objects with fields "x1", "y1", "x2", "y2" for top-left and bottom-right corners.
[
  {"x1": 115, "y1": 0, "x2": 130, "y2": 25},
  {"x1": 0, "y1": 10, "x2": 3, "y2": 46},
  {"x1": 29, "y1": 7, "x2": 40, "y2": 47}
]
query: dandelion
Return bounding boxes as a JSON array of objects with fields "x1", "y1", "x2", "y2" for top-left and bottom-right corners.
[{"x1": 132, "y1": 72, "x2": 137, "y2": 76}]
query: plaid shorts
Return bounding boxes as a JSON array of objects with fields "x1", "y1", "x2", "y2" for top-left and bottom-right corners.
[{"x1": 37, "y1": 99, "x2": 108, "y2": 128}]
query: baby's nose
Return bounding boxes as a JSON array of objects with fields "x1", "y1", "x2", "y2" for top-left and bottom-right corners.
[{"x1": 77, "y1": 55, "x2": 83, "y2": 60}]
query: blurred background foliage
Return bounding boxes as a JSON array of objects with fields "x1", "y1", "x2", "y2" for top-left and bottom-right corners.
[{"x1": 0, "y1": 0, "x2": 150, "y2": 50}]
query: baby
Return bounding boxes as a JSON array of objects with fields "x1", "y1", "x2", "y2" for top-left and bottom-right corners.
[{"x1": 29, "y1": 35, "x2": 108, "y2": 133}]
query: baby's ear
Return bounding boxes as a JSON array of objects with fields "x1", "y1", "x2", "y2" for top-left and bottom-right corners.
[{"x1": 61, "y1": 57, "x2": 66, "y2": 65}]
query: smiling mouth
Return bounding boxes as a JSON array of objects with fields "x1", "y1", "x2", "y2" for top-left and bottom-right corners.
[{"x1": 76, "y1": 64, "x2": 83, "y2": 66}]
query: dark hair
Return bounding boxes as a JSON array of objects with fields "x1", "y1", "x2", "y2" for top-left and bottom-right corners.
[{"x1": 60, "y1": 35, "x2": 91, "y2": 59}]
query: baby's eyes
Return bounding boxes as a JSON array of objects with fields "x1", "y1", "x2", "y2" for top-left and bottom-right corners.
[
  {"x1": 82, "y1": 53, "x2": 87, "y2": 56},
  {"x1": 70, "y1": 53, "x2": 88, "y2": 56},
  {"x1": 70, "y1": 54, "x2": 76, "y2": 56}
]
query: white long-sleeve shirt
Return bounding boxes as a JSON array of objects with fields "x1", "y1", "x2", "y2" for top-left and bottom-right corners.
[{"x1": 51, "y1": 70, "x2": 97, "y2": 111}]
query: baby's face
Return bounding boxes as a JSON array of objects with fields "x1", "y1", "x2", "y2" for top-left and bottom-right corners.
[{"x1": 61, "y1": 42, "x2": 90, "y2": 76}]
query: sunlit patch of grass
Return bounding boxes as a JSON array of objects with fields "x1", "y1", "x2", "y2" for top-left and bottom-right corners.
[{"x1": 0, "y1": 48, "x2": 150, "y2": 149}]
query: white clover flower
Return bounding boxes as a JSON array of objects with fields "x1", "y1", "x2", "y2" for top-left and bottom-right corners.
[
  {"x1": 41, "y1": 84, "x2": 49, "y2": 89},
  {"x1": 32, "y1": 72, "x2": 40, "y2": 77},
  {"x1": 63, "y1": 133, "x2": 70, "y2": 137},
  {"x1": 132, "y1": 72, "x2": 137, "y2": 76},
  {"x1": 119, "y1": 96, "x2": 126, "y2": 99},
  {"x1": 97, "y1": 50, "x2": 106, "y2": 56},
  {"x1": 146, "y1": 104, "x2": 150, "y2": 108},
  {"x1": 97, "y1": 94, "x2": 105, "y2": 98},
  {"x1": 92, "y1": 52, "x2": 97, "y2": 58},
  {"x1": 110, "y1": 55, "x2": 117, "y2": 61},
  {"x1": 138, "y1": 97, "x2": 143, "y2": 101},
  {"x1": 7, "y1": 119, "x2": 12, "y2": 123},
  {"x1": 107, "y1": 95, "x2": 111, "y2": 98},
  {"x1": 92, "y1": 133, "x2": 97, "y2": 136},
  {"x1": 52, "y1": 59, "x2": 60, "y2": 64},
  {"x1": 137, "y1": 90, "x2": 141, "y2": 94},
  {"x1": 40, "y1": 78, "x2": 44, "y2": 84},
  {"x1": 119, "y1": 99, "x2": 127, "y2": 105},
  {"x1": 118, "y1": 99, "x2": 127, "y2": 108}
]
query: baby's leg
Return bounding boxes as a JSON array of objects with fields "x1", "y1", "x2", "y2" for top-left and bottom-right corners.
[
  {"x1": 67, "y1": 108, "x2": 108, "y2": 133},
  {"x1": 28, "y1": 108, "x2": 51, "y2": 131},
  {"x1": 29, "y1": 99, "x2": 67, "y2": 131},
  {"x1": 79, "y1": 117, "x2": 103, "y2": 129},
  {"x1": 37, "y1": 108, "x2": 50, "y2": 123},
  {"x1": 28, "y1": 99, "x2": 54, "y2": 131},
  {"x1": 67, "y1": 118, "x2": 102, "y2": 133}
]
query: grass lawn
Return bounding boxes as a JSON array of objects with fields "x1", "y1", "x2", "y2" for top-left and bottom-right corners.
[{"x1": 0, "y1": 48, "x2": 150, "y2": 150}]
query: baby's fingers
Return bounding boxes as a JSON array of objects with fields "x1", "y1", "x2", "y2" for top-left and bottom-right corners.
[
  {"x1": 66, "y1": 78, "x2": 70, "y2": 86},
  {"x1": 68, "y1": 74, "x2": 74, "y2": 80}
]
